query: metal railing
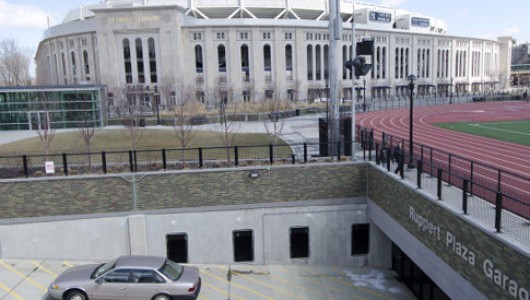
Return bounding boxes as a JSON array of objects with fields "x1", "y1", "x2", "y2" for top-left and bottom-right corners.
[
  {"x1": 357, "y1": 125, "x2": 530, "y2": 246},
  {"x1": 0, "y1": 142, "x2": 350, "y2": 179}
]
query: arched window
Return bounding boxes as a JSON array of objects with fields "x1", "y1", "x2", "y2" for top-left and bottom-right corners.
[
  {"x1": 425, "y1": 49, "x2": 431, "y2": 78},
  {"x1": 264, "y1": 44, "x2": 272, "y2": 71},
  {"x1": 123, "y1": 39, "x2": 132, "y2": 83},
  {"x1": 218, "y1": 44, "x2": 226, "y2": 72},
  {"x1": 195, "y1": 44, "x2": 203, "y2": 73},
  {"x1": 135, "y1": 38, "x2": 145, "y2": 83},
  {"x1": 285, "y1": 44, "x2": 293, "y2": 71},
  {"x1": 83, "y1": 50, "x2": 90, "y2": 76},
  {"x1": 70, "y1": 51, "x2": 76, "y2": 76},
  {"x1": 417, "y1": 49, "x2": 421, "y2": 78},
  {"x1": 148, "y1": 38, "x2": 157, "y2": 83},
  {"x1": 315, "y1": 45, "x2": 321, "y2": 80},
  {"x1": 323, "y1": 45, "x2": 328, "y2": 79},
  {"x1": 395, "y1": 48, "x2": 399, "y2": 79},
  {"x1": 382, "y1": 47, "x2": 386, "y2": 79},
  {"x1": 307, "y1": 45, "x2": 313, "y2": 80},
  {"x1": 241, "y1": 44, "x2": 249, "y2": 77},
  {"x1": 342, "y1": 45, "x2": 348, "y2": 79},
  {"x1": 405, "y1": 48, "x2": 409, "y2": 77},
  {"x1": 61, "y1": 53, "x2": 67, "y2": 77}
]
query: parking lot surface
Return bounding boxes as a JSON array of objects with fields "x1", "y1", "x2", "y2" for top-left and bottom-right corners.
[{"x1": 0, "y1": 259, "x2": 414, "y2": 300}]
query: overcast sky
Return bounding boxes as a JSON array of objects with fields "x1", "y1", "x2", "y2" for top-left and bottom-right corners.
[{"x1": 1, "y1": 0, "x2": 529, "y2": 57}]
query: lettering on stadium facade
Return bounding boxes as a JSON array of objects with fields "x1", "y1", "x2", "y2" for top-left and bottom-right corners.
[
  {"x1": 112, "y1": 15, "x2": 161, "y2": 23},
  {"x1": 408, "y1": 205, "x2": 528, "y2": 300}
]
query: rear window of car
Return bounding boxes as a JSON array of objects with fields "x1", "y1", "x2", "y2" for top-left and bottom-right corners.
[{"x1": 158, "y1": 260, "x2": 183, "y2": 281}]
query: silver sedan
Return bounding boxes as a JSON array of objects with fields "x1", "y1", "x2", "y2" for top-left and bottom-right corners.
[{"x1": 48, "y1": 255, "x2": 201, "y2": 300}]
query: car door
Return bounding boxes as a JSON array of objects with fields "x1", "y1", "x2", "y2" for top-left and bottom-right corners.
[
  {"x1": 126, "y1": 269, "x2": 166, "y2": 300},
  {"x1": 92, "y1": 269, "x2": 131, "y2": 300}
]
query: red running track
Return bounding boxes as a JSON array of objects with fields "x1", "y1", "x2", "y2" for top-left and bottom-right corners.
[{"x1": 357, "y1": 101, "x2": 530, "y2": 218}]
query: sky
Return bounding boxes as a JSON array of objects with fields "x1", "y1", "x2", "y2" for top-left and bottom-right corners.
[{"x1": 1, "y1": 0, "x2": 530, "y2": 62}]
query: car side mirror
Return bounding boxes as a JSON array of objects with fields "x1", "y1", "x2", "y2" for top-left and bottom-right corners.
[{"x1": 95, "y1": 278, "x2": 103, "y2": 284}]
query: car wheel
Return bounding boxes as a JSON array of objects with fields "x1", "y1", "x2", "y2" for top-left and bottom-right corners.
[
  {"x1": 152, "y1": 294, "x2": 171, "y2": 300},
  {"x1": 65, "y1": 290, "x2": 88, "y2": 300}
]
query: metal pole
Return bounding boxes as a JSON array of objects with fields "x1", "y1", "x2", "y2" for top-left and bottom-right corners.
[
  {"x1": 329, "y1": 0, "x2": 342, "y2": 158},
  {"x1": 408, "y1": 75, "x2": 415, "y2": 169},
  {"x1": 350, "y1": 2, "x2": 357, "y2": 161}
]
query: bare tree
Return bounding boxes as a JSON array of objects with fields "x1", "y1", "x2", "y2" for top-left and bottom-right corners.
[
  {"x1": 35, "y1": 92, "x2": 56, "y2": 160},
  {"x1": 212, "y1": 85, "x2": 243, "y2": 163},
  {"x1": 0, "y1": 39, "x2": 32, "y2": 86},
  {"x1": 122, "y1": 105, "x2": 144, "y2": 152},
  {"x1": 261, "y1": 87, "x2": 291, "y2": 136},
  {"x1": 173, "y1": 84, "x2": 203, "y2": 166},
  {"x1": 77, "y1": 112, "x2": 96, "y2": 170},
  {"x1": 159, "y1": 75, "x2": 179, "y2": 111}
]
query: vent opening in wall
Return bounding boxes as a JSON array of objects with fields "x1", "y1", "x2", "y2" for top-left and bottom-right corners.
[
  {"x1": 351, "y1": 224, "x2": 370, "y2": 255},
  {"x1": 290, "y1": 227, "x2": 309, "y2": 258},
  {"x1": 166, "y1": 233, "x2": 188, "y2": 263},
  {"x1": 233, "y1": 230, "x2": 254, "y2": 262}
]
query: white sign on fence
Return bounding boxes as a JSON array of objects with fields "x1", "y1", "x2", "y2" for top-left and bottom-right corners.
[{"x1": 45, "y1": 161, "x2": 55, "y2": 175}]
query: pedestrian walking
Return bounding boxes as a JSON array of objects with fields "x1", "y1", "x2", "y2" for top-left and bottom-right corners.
[
  {"x1": 379, "y1": 141, "x2": 390, "y2": 165},
  {"x1": 393, "y1": 142, "x2": 403, "y2": 174}
]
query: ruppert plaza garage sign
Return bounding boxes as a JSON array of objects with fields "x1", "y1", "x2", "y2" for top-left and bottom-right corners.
[{"x1": 409, "y1": 205, "x2": 529, "y2": 300}]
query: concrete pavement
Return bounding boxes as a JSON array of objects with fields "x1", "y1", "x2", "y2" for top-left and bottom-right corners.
[{"x1": 0, "y1": 258, "x2": 415, "y2": 300}]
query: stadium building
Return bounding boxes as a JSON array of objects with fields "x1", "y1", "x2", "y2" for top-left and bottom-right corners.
[{"x1": 35, "y1": 0, "x2": 513, "y2": 111}]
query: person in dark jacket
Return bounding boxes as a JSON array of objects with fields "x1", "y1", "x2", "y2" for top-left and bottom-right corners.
[
  {"x1": 379, "y1": 142, "x2": 390, "y2": 165},
  {"x1": 393, "y1": 142, "x2": 403, "y2": 174}
]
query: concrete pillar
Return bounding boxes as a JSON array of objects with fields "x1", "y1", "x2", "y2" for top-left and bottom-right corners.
[{"x1": 128, "y1": 214, "x2": 148, "y2": 255}]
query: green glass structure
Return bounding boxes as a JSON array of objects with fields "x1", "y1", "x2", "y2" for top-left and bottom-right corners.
[{"x1": 0, "y1": 86, "x2": 106, "y2": 131}]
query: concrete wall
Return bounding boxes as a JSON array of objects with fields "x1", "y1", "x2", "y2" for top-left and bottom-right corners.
[
  {"x1": 367, "y1": 166, "x2": 530, "y2": 300},
  {"x1": 0, "y1": 200, "x2": 391, "y2": 268},
  {"x1": 0, "y1": 163, "x2": 366, "y2": 219}
]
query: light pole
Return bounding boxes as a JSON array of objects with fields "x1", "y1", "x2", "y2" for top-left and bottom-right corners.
[
  {"x1": 408, "y1": 74, "x2": 416, "y2": 169},
  {"x1": 449, "y1": 77, "x2": 453, "y2": 104},
  {"x1": 362, "y1": 78, "x2": 366, "y2": 112}
]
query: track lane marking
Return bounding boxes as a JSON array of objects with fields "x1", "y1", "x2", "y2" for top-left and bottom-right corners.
[{"x1": 0, "y1": 260, "x2": 47, "y2": 292}]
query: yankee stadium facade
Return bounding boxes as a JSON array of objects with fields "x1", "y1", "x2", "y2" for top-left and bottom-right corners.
[{"x1": 35, "y1": 0, "x2": 513, "y2": 109}]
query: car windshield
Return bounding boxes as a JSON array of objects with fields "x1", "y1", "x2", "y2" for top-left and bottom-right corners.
[
  {"x1": 158, "y1": 260, "x2": 184, "y2": 281},
  {"x1": 91, "y1": 258, "x2": 118, "y2": 279}
]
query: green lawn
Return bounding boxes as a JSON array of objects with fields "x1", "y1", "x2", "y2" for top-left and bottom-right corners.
[
  {"x1": 434, "y1": 119, "x2": 530, "y2": 146},
  {"x1": 0, "y1": 128, "x2": 287, "y2": 155}
]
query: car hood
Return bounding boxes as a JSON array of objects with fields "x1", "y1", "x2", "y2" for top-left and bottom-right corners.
[{"x1": 54, "y1": 264, "x2": 100, "y2": 285}]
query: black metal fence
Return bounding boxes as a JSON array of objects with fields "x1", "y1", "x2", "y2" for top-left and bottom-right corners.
[
  {"x1": 357, "y1": 125, "x2": 530, "y2": 245},
  {"x1": 0, "y1": 143, "x2": 351, "y2": 179}
]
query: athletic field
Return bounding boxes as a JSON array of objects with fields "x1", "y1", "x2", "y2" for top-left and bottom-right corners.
[{"x1": 434, "y1": 119, "x2": 530, "y2": 146}]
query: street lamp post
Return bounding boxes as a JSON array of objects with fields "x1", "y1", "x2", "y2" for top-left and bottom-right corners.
[
  {"x1": 362, "y1": 78, "x2": 366, "y2": 112},
  {"x1": 408, "y1": 75, "x2": 416, "y2": 169}
]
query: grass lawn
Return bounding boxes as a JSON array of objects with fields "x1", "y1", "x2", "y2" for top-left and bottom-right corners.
[
  {"x1": 0, "y1": 128, "x2": 288, "y2": 155},
  {"x1": 434, "y1": 119, "x2": 530, "y2": 146}
]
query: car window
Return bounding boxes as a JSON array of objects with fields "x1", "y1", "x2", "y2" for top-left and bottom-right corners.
[
  {"x1": 100, "y1": 269, "x2": 131, "y2": 283},
  {"x1": 130, "y1": 269, "x2": 165, "y2": 284},
  {"x1": 158, "y1": 260, "x2": 184, "y2": 281},
  {"x1": 92, "y1": 258, "x2": 119, "y2": 279}
]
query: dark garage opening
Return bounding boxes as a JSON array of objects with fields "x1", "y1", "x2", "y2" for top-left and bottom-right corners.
[
  {"x1": 290, "y1": 227, "x2": 309, "y2": 258},
  {"x1": 166, "y1": 233, "x2": 188, "y2": 263},
  {"x1": 351, "y1": 223, "x2": 370, "y2": 255},
  {"x1": 233, "y1": 230, "x2": 254, "y2": 262}
]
